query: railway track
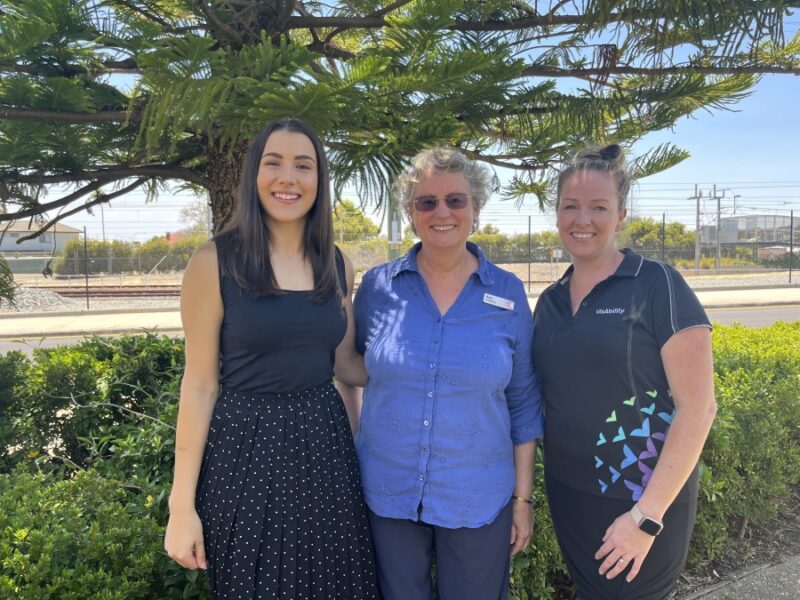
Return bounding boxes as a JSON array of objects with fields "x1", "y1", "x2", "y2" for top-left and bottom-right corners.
[{"x1": 31, "y1": 285, "x2": 181, "y2": 298}]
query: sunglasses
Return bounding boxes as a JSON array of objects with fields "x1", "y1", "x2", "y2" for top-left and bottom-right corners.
[{"x1": 413, "y1": 193, "x2": 470, "y2": 212}]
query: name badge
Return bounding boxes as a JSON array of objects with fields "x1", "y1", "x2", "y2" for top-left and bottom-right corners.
[{"x1": 483, "y1": 293, "x2": 515, "y2": 310}]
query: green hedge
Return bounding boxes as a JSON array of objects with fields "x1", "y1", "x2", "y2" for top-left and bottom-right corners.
[
  {"x1": 0, "y1": 470, "x2": 199, "y2": 600},
  {"x1": 1, "y1": 323, "x2": 799, "y2": 598},
  {"x1": 0, "y1": 335, "x2": 208, "y2": 599},
  {"x1": 690, "y1": 321, "x2": 800, "y2": 565}
]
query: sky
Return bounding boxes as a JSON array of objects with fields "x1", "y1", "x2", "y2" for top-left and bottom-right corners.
[
  {"x1": 59, "y1": 73, "x2": 800, "y2": 242},
  {"x1": 480, "y1": 72, "x2": 800, "y2": 235}
]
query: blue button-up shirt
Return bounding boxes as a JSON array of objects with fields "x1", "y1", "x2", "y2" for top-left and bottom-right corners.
[{"x1": 353, "y1": 242, "x2": 544, "y2": 528}]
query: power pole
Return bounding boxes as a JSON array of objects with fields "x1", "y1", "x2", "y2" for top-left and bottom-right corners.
[
  {"x1": 714, "y1": 185, "x2": 723, "y2": 271},
  {"x1": 527, "y1": 215, "x2": 532, "y2": 292},
  {"x1": 387, "y1": 193, "x2": 402, "y2": 261},
  {"x1": 790, "y1": 210, "x2": 795, "y2": 284},
  {"x1": 691, "y1": 185, "x2": 702, "y2": 274},
  {"x1": 714, "y1": 183, "x2": 725, "y2": 272}
]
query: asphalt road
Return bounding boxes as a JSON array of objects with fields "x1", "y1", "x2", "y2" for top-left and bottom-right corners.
[{"x1": 705, "y1": 304, "x2": 800, "y2": 327}]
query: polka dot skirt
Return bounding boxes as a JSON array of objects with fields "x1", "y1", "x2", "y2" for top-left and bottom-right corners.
[{"x1": 196, "y1": 382, "x2": 378, "y2": 599}]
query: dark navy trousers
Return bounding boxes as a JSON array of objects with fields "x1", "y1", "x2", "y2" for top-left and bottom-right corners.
[{"x1": 367, "y1": 501, "x2": 513, "y2": 600}]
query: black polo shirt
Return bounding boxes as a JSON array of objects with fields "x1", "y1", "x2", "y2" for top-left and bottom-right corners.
[{"x1": 533, "y1": 249, "x2": 710, "y2": 502}]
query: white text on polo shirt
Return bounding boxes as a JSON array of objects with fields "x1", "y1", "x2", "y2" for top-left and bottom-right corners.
[{"x1": 596, "y1": 308, "x2": 626, "y2": 315}]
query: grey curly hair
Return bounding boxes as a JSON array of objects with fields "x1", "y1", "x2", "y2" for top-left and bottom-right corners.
[{"x1": 392, "y1": 147, "x2": 497, "y2": 234}]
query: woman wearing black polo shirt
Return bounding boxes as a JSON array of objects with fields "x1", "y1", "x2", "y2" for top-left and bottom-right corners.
[{"x1": 533, "y1": 145, "x2": 717, "y2": 599}]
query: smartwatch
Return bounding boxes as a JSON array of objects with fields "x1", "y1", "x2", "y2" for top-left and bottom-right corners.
[{"x1": 630, "y1": 504, "x2": 663, "y2": 536}]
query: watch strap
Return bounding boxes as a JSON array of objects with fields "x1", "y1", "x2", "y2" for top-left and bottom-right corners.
[{"x1": 630, "y1": 504, "x2": 664, "y2": 536}]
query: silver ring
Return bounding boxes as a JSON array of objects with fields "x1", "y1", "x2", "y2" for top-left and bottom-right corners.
[{"x1": 617, "y1": 558, "x2": 627, "y2": 565}]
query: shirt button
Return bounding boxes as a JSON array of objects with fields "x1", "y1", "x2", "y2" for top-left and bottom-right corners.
[
  {"x1": 423, "y1": 419, "x2": 430, "y2": 427},
  {"x1": 421, "y1": 447, "x2": 428, "y2": 453},
  {"x1": 418, "y1": 474, "x2": 424, "y2": 481},
  {"x1": 433, "y1": 339, "x2": 439, "y2": 344},
  {"x1": 429, "y1": 363, "x2": 435, "y2": 369},
  {"x1": 582, "y1": 301, "x2": 588, "y2": 306},
  {"x1": 427, "y1": 391, "x2": 433, "y2": 398}
]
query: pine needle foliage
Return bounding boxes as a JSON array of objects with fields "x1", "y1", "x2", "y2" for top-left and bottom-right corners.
[{"x1": 0, "y1": 0, "x2": 798, "y2": 231}]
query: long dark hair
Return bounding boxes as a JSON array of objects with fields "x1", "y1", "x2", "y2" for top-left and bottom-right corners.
[{"x1": 217, "y1": 117, "x2": 341, "y2": 303}]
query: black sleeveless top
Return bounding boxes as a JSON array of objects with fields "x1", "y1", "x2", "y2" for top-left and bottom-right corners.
[{"x1": 216, "y1": 238, "x2": 347, "y2": 393}]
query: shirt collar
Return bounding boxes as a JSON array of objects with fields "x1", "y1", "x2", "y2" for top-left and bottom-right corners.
[
  {"x1": 615, "y1": 248, "x2": 645, "y2": 277},
  {"x1": 557, "y1": 248, "x2": 644, "y2": 288},
  {"x1": 391, "y1": 241, "x2": 494, "y2": 286}
]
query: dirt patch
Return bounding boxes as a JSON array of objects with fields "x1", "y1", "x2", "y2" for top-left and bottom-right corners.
[{"x1": 674, "y1": 491, "x2": 800, "y2": 598}]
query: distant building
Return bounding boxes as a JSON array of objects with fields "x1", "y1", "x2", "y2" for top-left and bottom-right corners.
[
  {"x1": 165, "y1": 231, "x2": 188, "y2": 245},
  {"x1": 757, "y1": 246, "x2": 797, "y2": 261},
  {"x1": 700, "y1": 214, "x2": 798, "y2": 245},
  {"x1": 0, "y1": 221, "x2": 81, "y2": 254}
]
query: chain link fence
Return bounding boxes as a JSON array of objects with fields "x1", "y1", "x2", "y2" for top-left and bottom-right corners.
[{"x1": 5, "y1": 233, "x2": 798, "y2": 290}]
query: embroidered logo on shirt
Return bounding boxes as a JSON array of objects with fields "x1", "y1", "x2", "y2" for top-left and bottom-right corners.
[
  {"x1": 483, "y1": 293, "x2": 514, "y2": 310},
  {"x1": 596, "y1": 307, "x2": 625, "y2": 315}
]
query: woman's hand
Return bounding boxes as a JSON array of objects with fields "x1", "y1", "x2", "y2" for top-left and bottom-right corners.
[
  {"x1": 594, "y1": 511, "x2": 655, "y2": 582},
  {"x1": 165, "y1": 508, "x2": 208, "y2": 570},
  {"x1": 509, "y1": 500, "x2": 533, "y2": 557}
]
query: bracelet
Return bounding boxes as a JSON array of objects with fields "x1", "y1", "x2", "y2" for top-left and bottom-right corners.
[{"x1": 512, "y1": 495, "x2": 533, "y2": 505}]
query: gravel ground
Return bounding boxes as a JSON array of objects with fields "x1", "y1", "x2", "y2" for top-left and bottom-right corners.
[
  {"x1": 0, "y1": 287, "x2": 179, "y2": 313},
  {"x1": 1, "y1": 269, "x2": 796, "y2": 314},
  {"x1": 679, "y1": 271, "x2": 798, "y2": 288}
]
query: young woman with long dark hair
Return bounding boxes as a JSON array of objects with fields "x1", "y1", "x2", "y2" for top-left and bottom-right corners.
[{"x1": 164, "y1": 117, "x2": 377, "y2": 599}]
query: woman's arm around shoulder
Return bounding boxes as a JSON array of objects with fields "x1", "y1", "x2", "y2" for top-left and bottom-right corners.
[
  {"x1": 164, "y1": 241, "x2": 224, "y2": 570},
  {"x1": 333, "y1": 250, "x2": 366, "y2": 434}
]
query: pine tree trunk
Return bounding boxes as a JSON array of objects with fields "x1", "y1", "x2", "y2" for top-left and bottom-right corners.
[{"x1": 206, "y1": 140, "x2": 249, "y2": 234}]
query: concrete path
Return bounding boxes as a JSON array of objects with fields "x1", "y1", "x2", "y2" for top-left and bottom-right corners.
[
  {"x1": 0, "y1": 306, "x2": 182, "y2": 338},
  {"x1": 682, "y1": 554, "x2": 800, "y2": 599}
]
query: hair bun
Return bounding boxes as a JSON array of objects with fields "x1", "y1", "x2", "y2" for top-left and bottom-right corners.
[
  {"x1": 574, "y1": 143, "x2": 624, "y2": 167},
  {"x1": 557, "y1": 143, "x2": 631, "y2": 210},
  {"x1": 599, "y1": 144, "x2": 622, "y2": 161}
]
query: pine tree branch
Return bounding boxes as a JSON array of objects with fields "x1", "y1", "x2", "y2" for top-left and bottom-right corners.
[
  {"x1": 374, "y1": 0, "x2": 414, "y2": 17},
  {"x1": 305, "y1": 39, "x2": 356, "y2": 60},
  {"x1": 114, "y1": 0, "x2": 174, "y2": 29},
  {"x1": 285, "y1": 10, "x2": 685, "y2": 32},
  {"x1": 322, "y1": 0, "x2": 414, "y2": 45},
  {"x1": 462, "y1": 151, "x2": 541, "y2": 172},
  {"x1": 99, "y1": 58, "x2": 140, "y2": 72},
  {"x1": 0, "y1": 180, "x2": 105, "y2": 221},
  {"x1": 286, "y1": 13, "x2": 579, "y2": 30},
  {"x1": 2, "y1": 165, "x2": 208, "y2": 188},
  {"x1": 15, "y1": 178, "x2": 148, "y2": 242},
  {"x1": 0, "y1": 58, "x2": 139, "y2": 77},
  {"x1": 272, "y1": 0, "x2": 296, "y2": 33},
  {"x1": 523, "y1": 64, "x2": 800, "y2": 78},
  {"x1": 195, "y1": 0, "x2": 243, "y2": 47},
  {"x1": 0, "y1": 106, "x2": 130, "y2": 123},
  {"x1": 285, "y1": 8, "x2": 800, "y2": 37}
]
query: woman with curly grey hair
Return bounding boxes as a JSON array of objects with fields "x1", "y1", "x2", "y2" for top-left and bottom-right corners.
[{"x1": 352, "y1": 147, "x2": 544, "y2": 599}]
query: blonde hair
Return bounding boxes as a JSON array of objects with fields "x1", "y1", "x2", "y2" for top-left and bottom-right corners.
[{"x1": 556, "y1": 144, "x2": 631, "y2": 210}]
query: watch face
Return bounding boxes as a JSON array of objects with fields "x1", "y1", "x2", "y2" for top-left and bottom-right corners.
[{"x1": 639, "y1": 517, "x2": 663, "y2": 536}]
